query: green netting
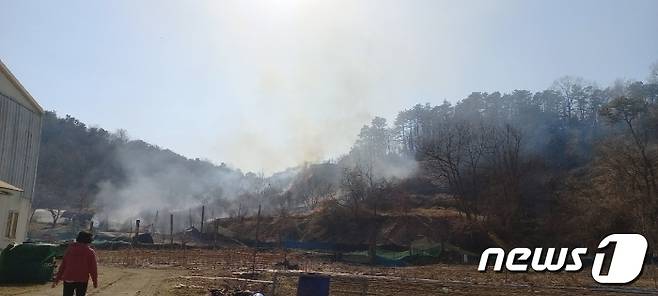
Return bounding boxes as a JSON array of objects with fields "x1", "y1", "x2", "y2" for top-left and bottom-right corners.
[
  {"x1": 343, "y1": 245, "x2": 443, "y2": 266},
  {"x1": 92, "y1": 240, "x2": 132, "y2": 250},
  {"x1": 410, "y1": 246, "x2": 442, "y2": 257},
  {"x1": 406, "y1": 239, "x2": 443, "y2": 256},
  {"x1": 0, "y1": 243, "x2": 57, "y2": 283},
  {"x1": 377, "y1": 249, "x2": 412, "y2": 261},
  {"x1": 344, "y1": 249, "x2": 410, "y2": 261}
]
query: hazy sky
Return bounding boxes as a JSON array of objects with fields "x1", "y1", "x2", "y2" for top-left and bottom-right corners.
[{"x1": 2, "y1": 0, "x2": 657, "y2": 174}]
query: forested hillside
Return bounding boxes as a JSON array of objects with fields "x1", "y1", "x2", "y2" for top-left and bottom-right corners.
[
  {"x1": 33, "y1": 68, "x2": 658, "y2": 249},
  {"x1": 33, "y1": 112, "x2": 255, "y2": 227},
  {"x1": 387, "y1": 77, "x2": 658, "y2": 247}
]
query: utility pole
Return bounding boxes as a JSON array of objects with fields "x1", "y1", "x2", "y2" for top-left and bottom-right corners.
[
  {"x1": 134, "y1": 219, "x2": 141, "y2": 246},
  {"x1": 251, "y1": 204, "x2": 262, "y2": 274},
  {"x1": 188, "y1": 209, "x2": 192, "y2": 228},
  {"x1": 369, "y1": 200, "x2": 378, "y2": 264},
  {"x1": 200, "y1": 205, "x2": 205, "y2": 233},
  {"x1": 170, "y1": 214, "x2": 174, "y2": 245},
  {"x1": 154, "y1": 210, "x2": 159, "y2": 237},
  {"x1": 214, "y1": 219, "x2": 219, "y2": 250}
]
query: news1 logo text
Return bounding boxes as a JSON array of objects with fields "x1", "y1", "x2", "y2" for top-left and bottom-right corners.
[{"x1": 478, "y1": 234, "x2": 648, "y2": 284}]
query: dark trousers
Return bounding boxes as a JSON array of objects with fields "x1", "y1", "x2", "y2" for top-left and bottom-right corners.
[{"x1": 63, "y1": 282, "x2": 88, "y2": 296}]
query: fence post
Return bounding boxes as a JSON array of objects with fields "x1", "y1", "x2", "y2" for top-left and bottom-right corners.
[
  {"x1": 271, "y1": 273, "x2": 278, "y2": 296},
  {"x1": 133, "y1": 219, "x2": 141, "y2": 246},
  {"x1": 200, "y1": 205, "x2": 205, "y2": 233},
  {"x1": 170, "y1": 214, "x2": 174, "y2": 246},
  {"x1": 251, "y1": 204, "x2": 262, "y2": 274},
  {"x1": 361, "y1": 278, "x2": 368, "y2": 296}
]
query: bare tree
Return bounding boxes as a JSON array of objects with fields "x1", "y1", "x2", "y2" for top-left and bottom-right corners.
[
  {"x1": 421, "y1": 121, "x2": 488, "y2": 219},
  {"x1": 600, "y1": 96, "x2": 657, "y2": 200},
  {"x1": 598, "y1": 96, "x2": 658, "y2": 243},
  {"x1": 484, "y1": 125, "x2": 523, "y2": 229},
  {"x1": 649, "y1": 61, "x2": 658, "y2": 84},
  {"x1": 48, "y1": 208, "x2": 64, "y2": 227}
]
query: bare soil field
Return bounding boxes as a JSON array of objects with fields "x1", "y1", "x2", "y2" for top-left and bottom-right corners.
[
  {"x1": 2, "y1": 248, "x2": 658, "y2": 295},
  {"x1": 0, "y1": 265, "x2": 178, "y2": 296}
]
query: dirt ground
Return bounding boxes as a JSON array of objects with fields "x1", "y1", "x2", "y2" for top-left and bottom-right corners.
[
  {"x1": 0, "y1": 265, "x2": 180, "y2": 296},
  {"x1": 2, "y1": 248, "x2": 658, "y2": 295}
]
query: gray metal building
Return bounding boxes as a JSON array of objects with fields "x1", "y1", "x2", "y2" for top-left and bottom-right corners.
[{"x1": 0, "y1": 59, "x2": 43, "y2": 248}]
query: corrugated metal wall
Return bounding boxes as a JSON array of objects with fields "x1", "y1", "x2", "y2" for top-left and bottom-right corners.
[{"x1": 0, "y1": 92, "x2": 42, "y2": 201}]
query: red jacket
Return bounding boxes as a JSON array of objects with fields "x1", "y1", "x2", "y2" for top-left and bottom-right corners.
[{"x1": 55, "y1": 242, "x2": 98, "y2": 285}]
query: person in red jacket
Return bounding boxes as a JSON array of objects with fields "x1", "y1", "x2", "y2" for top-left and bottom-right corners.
[{"x1": 52, "y1": 231, "x2": 98, "y2": 296}]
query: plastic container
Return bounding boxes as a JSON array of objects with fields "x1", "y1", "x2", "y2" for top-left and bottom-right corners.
[{"x1": 297, "y1": 274, "x2": 330, "y2": 296}]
